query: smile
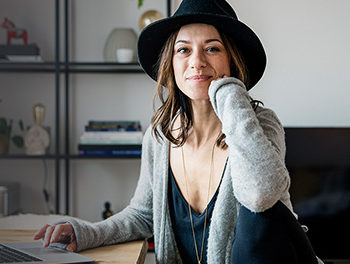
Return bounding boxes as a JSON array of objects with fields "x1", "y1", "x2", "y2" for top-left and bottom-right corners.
[{"x1": 186, "y1": 75, "x2": 212, "y2": 82}]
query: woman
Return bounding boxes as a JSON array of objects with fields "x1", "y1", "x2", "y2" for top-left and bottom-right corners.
[{"x1": 34, "y1": 0, "x2": 322, "y2": 263}]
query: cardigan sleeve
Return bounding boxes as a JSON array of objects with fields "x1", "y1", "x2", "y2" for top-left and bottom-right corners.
[
  {"x1": 54, "y1": 126, "x2": 154, "y2": 252},
  {"x1": 209, "y1": 77, "x2": 290, "y2": 212}
]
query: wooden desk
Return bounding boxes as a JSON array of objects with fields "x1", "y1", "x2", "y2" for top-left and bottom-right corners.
[{"x1": 0, "y1": 229, "x2": 148, "y2": 264}]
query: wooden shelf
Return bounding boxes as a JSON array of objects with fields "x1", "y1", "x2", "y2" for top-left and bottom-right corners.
[{"x1": 0, "y1": 154, "x2": 141, "y2": 159}]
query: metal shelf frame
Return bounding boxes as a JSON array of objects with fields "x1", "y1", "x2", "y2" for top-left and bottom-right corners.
[
  {"x1": 2, "y1": 0, "x2": 171, "y2": 215},
  {"x1": 0, "y1": 62, "x2": 144, "y2": 73}
]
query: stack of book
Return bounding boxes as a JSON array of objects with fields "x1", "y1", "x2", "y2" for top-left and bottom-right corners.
[
  {"x1": 0, "y1": 44, "x2": 43, "y2": 62},
  {"x1": 78, "y1": 120, "x2": 143, "y2": 157}
]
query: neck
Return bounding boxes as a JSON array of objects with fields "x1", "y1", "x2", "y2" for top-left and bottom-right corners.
[{"x1": 187, "y1": 100, "x2": 222, "y2": 149}]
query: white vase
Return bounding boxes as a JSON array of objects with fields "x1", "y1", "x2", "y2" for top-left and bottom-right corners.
[{"x1": 103, "y1": 28, "x2": 137, "y2": 62}]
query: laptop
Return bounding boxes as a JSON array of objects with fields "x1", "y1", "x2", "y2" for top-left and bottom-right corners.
[{"x1": 0, "y1": 241, "x2": 94, "y2": 264}]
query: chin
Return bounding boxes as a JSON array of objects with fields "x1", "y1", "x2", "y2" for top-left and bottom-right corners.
[
  {"x1": 187, "y1": 94, "x2": 210, "y2": 101},
  {"x1": 178, "y1": 82, "x2": 212, "y2": 100}
]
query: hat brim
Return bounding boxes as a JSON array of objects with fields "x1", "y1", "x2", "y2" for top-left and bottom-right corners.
[{"x1": 137, "y1": 14, "x2": 267, "y2": 90}]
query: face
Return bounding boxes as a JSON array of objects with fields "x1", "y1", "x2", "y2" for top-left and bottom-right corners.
[{"x1": 172, "y1": 23, "x2": 231, "y2": 101}]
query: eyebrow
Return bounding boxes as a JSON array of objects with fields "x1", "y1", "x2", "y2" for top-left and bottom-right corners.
[{"x1": 174, "y1": 38, "x2": 223, "y2": 45}]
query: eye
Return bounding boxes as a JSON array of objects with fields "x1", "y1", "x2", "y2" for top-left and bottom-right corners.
[
  {"x1": 177, "y1": 47, "x2": 190, "y2": 54},
  {"x1": 206, "y1": 46, "x2": 220, "y2": 52}
]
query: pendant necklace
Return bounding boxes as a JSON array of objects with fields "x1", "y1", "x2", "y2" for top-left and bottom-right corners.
[{"x1": 181, "y1": 143, "x2": 215, "y2": 264}]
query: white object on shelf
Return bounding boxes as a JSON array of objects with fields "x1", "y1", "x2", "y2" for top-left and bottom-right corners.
[
  {"x1": 5, "y1": 55, "x2": 43, "y2": 62},
  {"x1": 116, "y1": 48, "x2": 134, "y2": 63},
  {"x1": 24, "y1": 124, "x2": 50, "y2": 155},
  {"x1": 103, "y1": 28, "x2": 137, "y2": 62},
  {"x1": 24, "y1": 103, "x2": 50, "y2": 155}
]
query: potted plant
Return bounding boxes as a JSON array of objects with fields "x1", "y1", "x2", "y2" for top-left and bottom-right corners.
[{"x1": 0, "y1": 118, "x2": 25, "y2": 155}]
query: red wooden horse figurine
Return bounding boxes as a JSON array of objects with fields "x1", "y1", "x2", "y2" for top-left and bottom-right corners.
[{"x1": 1, "y1": 17, "x2": 28, "y2": 45}]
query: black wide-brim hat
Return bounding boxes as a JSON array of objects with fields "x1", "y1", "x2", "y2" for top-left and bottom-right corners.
[{"x1": 137, "y1": 0, "x2": 267, "y2": 90}]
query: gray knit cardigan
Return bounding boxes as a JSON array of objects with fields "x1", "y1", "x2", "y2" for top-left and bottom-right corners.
[{"x1": 58, "y1": 77, "x2": 304, "y2": 263}]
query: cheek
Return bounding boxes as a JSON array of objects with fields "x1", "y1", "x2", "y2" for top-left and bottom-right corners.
[
  {"x1": 208, "y1": 57, "x2": 231, "y2": 78},
  {"x1": 213, "y1": 52, "x2": 231, "y2": 75},
  {"x1": 218, "y1": 57, "x2": 231, "y2": 76},
  {"x1": 173, "y1": 59, "x2": 185, "y2": 85},
  {"x1": 173, "y1": 69, "x2": 181, "y2": 88}
]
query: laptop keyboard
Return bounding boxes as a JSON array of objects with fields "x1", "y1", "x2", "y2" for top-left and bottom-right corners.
[{"x1": 0, "y1": 244, "x2": 43, "y2": 263}]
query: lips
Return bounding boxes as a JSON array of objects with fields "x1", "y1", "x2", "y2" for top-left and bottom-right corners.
[{"x1": 186, "y1": 75, "x2": 212, "y2": 81}]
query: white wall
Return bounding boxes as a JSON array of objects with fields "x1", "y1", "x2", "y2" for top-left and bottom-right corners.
[
  {"x1": 1, "y1": 0, "x2": 350, "y2": 221},
  {"x1": 230, "y1": 0, "x2": 350, "y2": 126}
]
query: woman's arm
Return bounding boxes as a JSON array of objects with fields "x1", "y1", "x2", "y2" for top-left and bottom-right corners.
[
  {"x1": 209, "y1": 77, "x2": 290, "y2": 212},
  {"x1": 50, "y1": 127, "x2": 155, "y2": 252}
]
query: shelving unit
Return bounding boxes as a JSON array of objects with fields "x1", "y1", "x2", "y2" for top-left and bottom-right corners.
[
  {"x1": 0, "y1": 0, "x2": 171, "y2": 215},
  {"x1": 0, "y1": 154, "x2": 142, "y2": 160},
  {"x1": 0, "y1": 62, "x2": 144, "y2": 73}
]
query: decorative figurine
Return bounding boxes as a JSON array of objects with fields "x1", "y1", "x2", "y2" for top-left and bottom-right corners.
[
  {"x1": 24, "y1": 103, "x2": 50, "y2": 155},
  {"x1": 102, "y1": 201, "x2": 114, "y2": 220},
  {"x1": 1, "y1": 17, "x2": 28, "y2": 45}
]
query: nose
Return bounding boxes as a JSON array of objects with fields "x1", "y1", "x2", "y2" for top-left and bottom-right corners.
[{"x1": 189, "y1": 49, "x2": 207, "y2": 70}]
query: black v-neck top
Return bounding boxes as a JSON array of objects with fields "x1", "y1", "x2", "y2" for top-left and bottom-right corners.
[{"x1": 168, "y1": 160, "x2": 227, "y2": 264}]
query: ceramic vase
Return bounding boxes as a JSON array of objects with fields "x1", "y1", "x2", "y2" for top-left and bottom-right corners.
[{"x1": 103, "y1": 28, "x2": 137, "y2": 62}]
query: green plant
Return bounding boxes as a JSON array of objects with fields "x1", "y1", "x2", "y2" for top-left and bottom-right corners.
[
  {"x1": 0, "y1": 118, "x2": 25, "y2": 148},
  {"x1": 138, "y1": 0, "x2": 144, "y2": 8}
]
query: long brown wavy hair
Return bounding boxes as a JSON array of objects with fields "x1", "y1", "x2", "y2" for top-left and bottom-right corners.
[{"x1": 151, "y1": 27, "x2": 263, "y2": 149}]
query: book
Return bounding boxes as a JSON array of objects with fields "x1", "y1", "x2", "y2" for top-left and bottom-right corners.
[
  {"x1": 5, "y1": 55, "x2": 43, "y2": 62},
  {"x1": 84, "y1": 126, "x2": 140, "y2": 132},
  {"x1": 80, "y1": 131, "x2": 143, "y2": 140},
  {"x1": 79, "y1": 149, "x2": 142, "y2": 156},
  {"x1": 78, "y1": 144, "x2": 142, "y2": 150},
  {"x1": 0, "y1": 44, "x2": 40, "y2": 56},
  {"x1": 88, "y1": 120, "x2": 141, "y2": 126},
  {"x1": 79, "y1": 139, "x2": 143, "y2": 145},
  {"x1": 81, "y1": 131, "x2": 143, "y2": 136},
  {"x1": 86, "y1": 120, "x2": 141, "y2": 131}
]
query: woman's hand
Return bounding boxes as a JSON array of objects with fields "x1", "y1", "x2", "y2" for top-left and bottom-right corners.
[
  {"x1": 210, "y1": 74, "x2": 228, "y2": 85},
  {"x1": 33, "y1": 222, "x2": 77, "y2": 252}
]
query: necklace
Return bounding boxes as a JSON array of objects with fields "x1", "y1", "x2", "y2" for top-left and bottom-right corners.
[{"x1": 181, "y1": 143, "x2": 215, "y2": 264}]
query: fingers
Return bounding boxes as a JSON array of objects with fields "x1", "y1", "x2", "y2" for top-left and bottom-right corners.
[
  {"x1": 33, "y1": 223, "x2": 76, "y2": 249},
  {"x1": 66, "y1": 241, "x2": 77, "y2": 252},
  {"x1": 33, "y1": 224, "x2": 50, "y2": 240},
  {"x1": 43, "y1": 225, "x2": 55, "y2": 247},
  {"x1": 50, "y1": 223, "x2": 74, "y2": 244},
  {"x1": 34, "y1": 224, "x2": 53, "y2": 243},
  {"x1": 210, "y1": 74, "x2": 229, "y2": 85},
  {"x1": 50, "y1": 224, "x2": 66, "y2": 245},
  {"x1": 34, "y1": 225, "x2": 50, "y2": 240}
]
